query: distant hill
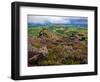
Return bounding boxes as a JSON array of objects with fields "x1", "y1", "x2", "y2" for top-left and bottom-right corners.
[{"x1": 28, "y1": 22, "x2": 87, "y2": 28}]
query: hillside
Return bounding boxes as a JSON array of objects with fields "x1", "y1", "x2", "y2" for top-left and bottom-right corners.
[{"x1": 28, "y1": 25, "x2": 87, "y2": 66}]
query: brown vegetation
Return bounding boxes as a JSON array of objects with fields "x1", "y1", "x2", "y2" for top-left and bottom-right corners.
[{"x1": 28, "y1": 28, "x2": 87, "y2": 66}]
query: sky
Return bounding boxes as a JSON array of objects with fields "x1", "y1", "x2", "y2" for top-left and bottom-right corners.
[{"x1": 28, "y1": 15, "x2": 87, "y2": 26}]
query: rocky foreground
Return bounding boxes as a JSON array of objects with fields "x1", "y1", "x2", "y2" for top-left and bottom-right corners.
[{"x1": 28, "y1": 28, "x2": 87, "y2": 66}]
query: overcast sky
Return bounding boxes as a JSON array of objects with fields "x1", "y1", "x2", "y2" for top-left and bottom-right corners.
[{"x1": 28, "y1": 15, "x2": 87, "y2": 25}]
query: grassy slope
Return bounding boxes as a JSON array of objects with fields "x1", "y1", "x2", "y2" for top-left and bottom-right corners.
[{"x1": 28, "y1": 25, "x2": 87, "y2": 66}]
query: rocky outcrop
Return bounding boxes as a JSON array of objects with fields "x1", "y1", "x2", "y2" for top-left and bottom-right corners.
[{"x1": 28, "y1": 43, "x2": 48, "y2": 66}]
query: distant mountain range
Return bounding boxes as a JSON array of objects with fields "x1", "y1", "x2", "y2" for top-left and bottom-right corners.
[{"x1": 28, "y1": 22, "x2": 87, "y2": 27}]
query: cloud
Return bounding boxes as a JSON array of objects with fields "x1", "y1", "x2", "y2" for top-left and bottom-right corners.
[
  {"x1": 28, "y1": 16, "x2": 49, "y2": 23},
  {"x1": 28, "y1": 15, "x2": 87, "y2": 25}
]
